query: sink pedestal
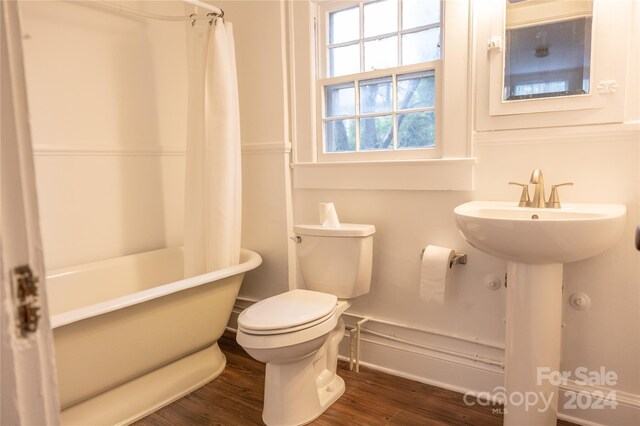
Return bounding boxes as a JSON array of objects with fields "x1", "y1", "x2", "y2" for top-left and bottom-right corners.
[{"x1": 504, "y1": 262, "x2": 563, "y2": 426}]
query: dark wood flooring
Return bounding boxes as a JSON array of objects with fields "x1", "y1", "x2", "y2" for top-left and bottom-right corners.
[{"x1": 134, "y1": 331, "x2": 575, "y2": 426}]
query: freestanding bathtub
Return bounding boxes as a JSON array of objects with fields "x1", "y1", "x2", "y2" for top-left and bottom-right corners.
[{"x1": 46, "y1": 247, "x2": 261, "y2": 426}]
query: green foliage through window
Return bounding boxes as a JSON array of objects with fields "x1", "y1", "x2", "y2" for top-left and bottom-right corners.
[{"x1": 324, "y1": 71, "x2": 435, "y2": 153}]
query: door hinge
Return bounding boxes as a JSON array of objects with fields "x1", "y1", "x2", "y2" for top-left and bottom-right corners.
[{"x1": 12, "y1": 265, "x2": 41, "y2": 337}]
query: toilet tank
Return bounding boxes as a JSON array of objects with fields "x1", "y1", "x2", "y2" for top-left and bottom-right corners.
[{"x1": 293, "y1": 224, "x2": 375, "y2": 299}]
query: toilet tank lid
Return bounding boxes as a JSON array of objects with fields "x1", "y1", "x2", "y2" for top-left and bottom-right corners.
[{"x1": 294, "y1": 223, "x2": 375, "y2": 237}]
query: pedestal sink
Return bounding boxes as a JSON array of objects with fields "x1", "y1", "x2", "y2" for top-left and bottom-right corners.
[{"x1": 454, "y1": 201, "x2": 626, "y2": 425}]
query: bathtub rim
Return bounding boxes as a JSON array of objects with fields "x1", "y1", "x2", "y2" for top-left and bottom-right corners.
[{"x1": 48, "y1": 248, "x2": 262, "y2": 329}]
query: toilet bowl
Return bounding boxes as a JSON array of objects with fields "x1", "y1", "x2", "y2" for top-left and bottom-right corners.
[
  {"x1": 237, "y1": 290, "x2": 351, "y2": 425},
  {"x1": 236, "y1": 223, "x2": 375, "y2": 426}
]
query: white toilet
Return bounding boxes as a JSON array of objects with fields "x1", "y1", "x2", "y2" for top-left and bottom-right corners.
[{"x1": 236, "y1": 223, "x2": 375, "y2": 426}]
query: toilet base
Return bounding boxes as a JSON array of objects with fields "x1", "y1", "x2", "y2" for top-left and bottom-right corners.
[
  {"x1": 262, "y1": 319, "x2": 346, "y2": 426},
  {"x1": 262, "y1": 357, "x2": 345, "y2": 426}
]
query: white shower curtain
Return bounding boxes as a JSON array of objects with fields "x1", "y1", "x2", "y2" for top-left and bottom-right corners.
[{"x1": 184, "y1": 17, "x2": 241, "y2": 277}]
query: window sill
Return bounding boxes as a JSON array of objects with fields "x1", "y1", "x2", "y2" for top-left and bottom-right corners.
[{"x1": 291, "y1": 158, "x2": 475, "y2": 191}]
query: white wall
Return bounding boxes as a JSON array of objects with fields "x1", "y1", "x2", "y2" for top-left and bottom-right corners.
[
  {"x1": 21, "y1": 0, "x2": 292, "y2": 299},
  {"x1": 21, "y1": 1, "x2": 187, "y2": 269}
]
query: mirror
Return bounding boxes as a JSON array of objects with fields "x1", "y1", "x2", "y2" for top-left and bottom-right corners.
[{"x1": 503, "y1": 0, "x2": 593, "y2": 101}]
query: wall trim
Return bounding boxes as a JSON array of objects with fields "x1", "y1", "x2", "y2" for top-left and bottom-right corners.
[
  {"x1": 32, "y1": 144, "x2": 185, "y2": 156},
  {"x1": 337, "y1": 335, "x2": 505, "y2": 395},
  {"x1": 474, "y1": 122, "x2": 640, "y2": 146},
  {"x1": 292, "y1": 157, "x2": 476, "y2": 191},
  {"x1": 32, "y1": 142, "x2": 295, "y2": 156},
  {"x1": 241, "y1": 142, "x2": 292, "y2": 154}
]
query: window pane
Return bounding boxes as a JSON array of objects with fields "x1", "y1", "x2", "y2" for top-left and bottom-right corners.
[
  {"x1": 325, "y1": 119, "x2": 356, "y2": 152},
  {"x1": 360, "y1": 77, "x2": 392, "y2": 114},
  {"x1": 326, "y1": 83, "x2": 355, "y2": 117},
  {"x1": 402, "y1": 28, "x2": 440, "y2": 65},
  {"x1": 397, "y1": 111, "x2": 435, "y2": 148},
  {"x1": 397, "y1": 71, "x2": 435, "y2": 110},
  {"x1": 329, "y1": 44, "x2": 360, "y2": 77},
  {"x1": 364, "y1": 36, "x2": 398, "y2": 71},
  {"x1": 360, "y1": 115, "x2": 393, "y2": 150},
  {"x1": 364, "y1": 0, "x2": 397, "y2": 38},
  {"x1": 402, "y1": 0, "x2": 440, "y2": 30},
  {"x1": 330, "y1": 7, "x2": 359, "y2": 44}
]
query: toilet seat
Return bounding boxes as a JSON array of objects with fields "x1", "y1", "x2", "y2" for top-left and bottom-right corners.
[
  {"x1": 238, "y1": 289, "x2": 337, "y2": 334},
  {"x1": 237, "y1": 311, "x2": 339, "y2": 350},
  {"x1": 239, "y1": 306, "x2": 337, "y2": 335},
  {"x1": 237, "y1": 290, "x2": 340, "y2": 350}
]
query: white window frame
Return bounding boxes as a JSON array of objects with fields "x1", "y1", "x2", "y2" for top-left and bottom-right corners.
[
  {"x1": 315, "y1": 0, "x2": 443, "y2": 162},
  {"x1": 287, "y1": 0, "x2": 473, "y2": 191}
]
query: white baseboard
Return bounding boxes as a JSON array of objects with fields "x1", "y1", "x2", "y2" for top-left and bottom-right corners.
[
  {"x1": 557, "y1": 380, "x2": 640, "y2": 426},
  {"x1": 337, "y1": 333, "x2": 504, "y2": 395}
]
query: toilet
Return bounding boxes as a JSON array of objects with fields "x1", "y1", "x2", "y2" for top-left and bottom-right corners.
[{"x1": 236, "y1": 223, "x2": 375, "y2": 426}]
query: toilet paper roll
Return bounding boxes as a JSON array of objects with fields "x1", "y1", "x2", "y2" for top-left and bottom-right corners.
[
  {"x1": 420, "y1": 245, "x2": 456, "y2": 305},
  {"x1": 319, "y1": 202, "x2": 341, "y2": 228}
]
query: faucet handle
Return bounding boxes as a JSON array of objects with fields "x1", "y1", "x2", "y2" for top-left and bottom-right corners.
[
  {"x1": 547, "y1": 182, "x2": 573, "y2": 208},
  {"x1": 509, "y1": 182, "x2": 531, "y2": 207}
]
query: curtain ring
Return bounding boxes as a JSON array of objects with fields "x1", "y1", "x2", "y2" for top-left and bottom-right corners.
[
  {"x1": 190, "y1": 13, "x2": 197, "y2": 26},
  {"x1": 207, "y1": 10, "x2": 224, "y2": 25}
]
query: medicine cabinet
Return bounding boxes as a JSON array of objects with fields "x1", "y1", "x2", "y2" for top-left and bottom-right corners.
[{"x1": 476, "y1": 0, "x2": 632, "y2": 130}]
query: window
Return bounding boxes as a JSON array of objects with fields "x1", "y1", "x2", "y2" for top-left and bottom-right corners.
[
  {"x1": 289, "y1": 0, "x2": 472, "y2": 190},
  {"x1": 317, "y1": 0, "x2": 443, "y2": 161}
]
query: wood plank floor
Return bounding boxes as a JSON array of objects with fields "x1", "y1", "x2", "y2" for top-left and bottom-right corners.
[{"x1": 134, "y1": 332, "x2": 575, "y2": 426}]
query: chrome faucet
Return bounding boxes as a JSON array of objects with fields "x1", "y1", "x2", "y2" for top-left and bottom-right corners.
[{"x1": 529, "y1": 168, "x2": 546, "y2": 208}]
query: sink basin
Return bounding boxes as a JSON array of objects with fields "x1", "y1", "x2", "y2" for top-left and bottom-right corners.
[{"x1": 454, "y1": 201, "x2": 626, "y2": 264}]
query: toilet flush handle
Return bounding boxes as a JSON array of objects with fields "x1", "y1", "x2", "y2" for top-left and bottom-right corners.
[{"x1": 289, "y1": 236, "x2": 301, "y2": 243}]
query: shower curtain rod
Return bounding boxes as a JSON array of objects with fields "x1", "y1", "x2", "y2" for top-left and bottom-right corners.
[
  {"x1": 183, "y1": 0, "x2": 222, "y2": 15},
  {"x1": 73, "y1": 0, "x2": 223, "y2": 22}
]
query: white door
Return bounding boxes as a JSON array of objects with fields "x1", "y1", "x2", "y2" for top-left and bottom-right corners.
[{"x1": 1, "y1": 1, "x2": 60, "y2": 424}]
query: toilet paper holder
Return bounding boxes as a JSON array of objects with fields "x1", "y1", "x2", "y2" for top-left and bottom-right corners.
[{"x1": 420, "y1": 248, "x2": 467, "y2": 268}]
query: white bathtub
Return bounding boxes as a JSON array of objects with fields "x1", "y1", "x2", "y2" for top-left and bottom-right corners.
[{"x1": 46, "y1": 247, "x2": 261, "y2": 426}]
